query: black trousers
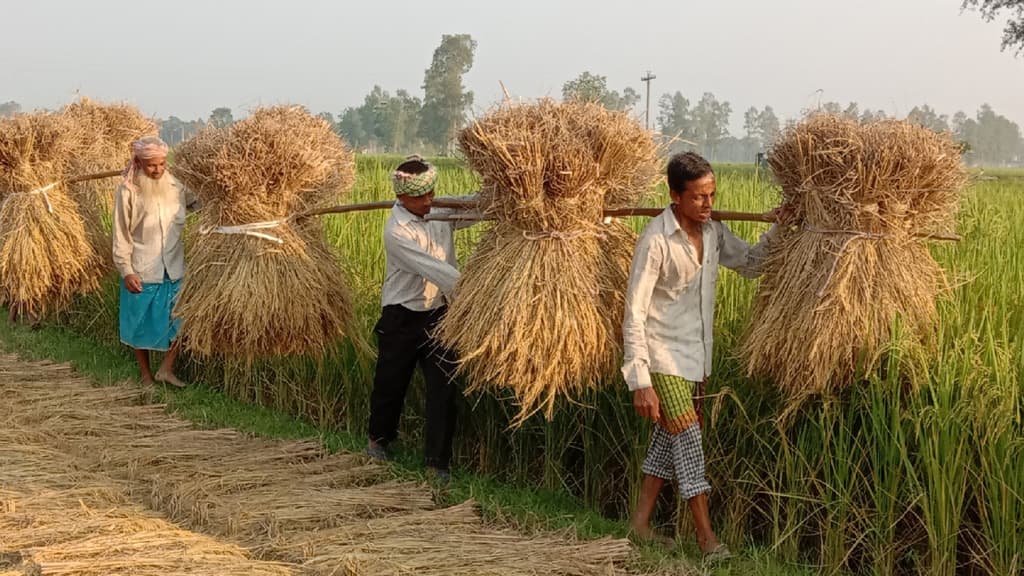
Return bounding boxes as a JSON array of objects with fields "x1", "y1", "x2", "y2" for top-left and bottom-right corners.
[{"x1": 367, "y1": 304, "x2": 458, "y2": 470}]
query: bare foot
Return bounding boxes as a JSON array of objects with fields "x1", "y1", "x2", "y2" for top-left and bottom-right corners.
[
  {"x1": 140, "y1": 376, "x2": 156, "y2": 386},
  {"x1": 629, "y1": 522, "x2": 675, "y2": 548},
  {"x1": 154, "y1": 370, "x2": 187, "y2": 388}
]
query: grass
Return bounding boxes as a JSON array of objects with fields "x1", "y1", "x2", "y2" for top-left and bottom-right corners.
[{"x1": 3, "y1": 154, "x2": 1022, "y2": 575}]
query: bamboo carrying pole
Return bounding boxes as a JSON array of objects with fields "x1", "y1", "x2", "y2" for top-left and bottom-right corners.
[
  {"x1": 66, "y1": 169, "x2": 123, "y2": 184},
  {"x1": 295, "y1": 198, "x2": 961, "y2": 242},
  {"x1": 58, "y1": 175, "x2": 958, "y2": 242},
  {"x1": 293, "y1": 198, "x2": 473, "y2": 219},
  {"x1": 421, "y1": 206, "x2": 962, "y2": 242}
]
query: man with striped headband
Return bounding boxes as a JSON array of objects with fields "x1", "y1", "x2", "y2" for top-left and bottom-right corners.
[
  {"x1": 365, "y1": 156, "x2": 474, "y2": 483},
  {"x1": 113, "y1": 136, "x2": 199, "y2": 388}
]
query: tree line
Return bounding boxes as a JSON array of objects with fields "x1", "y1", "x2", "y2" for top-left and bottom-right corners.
[{"x1": 3, "y1": 26, "x2": 1023, "y2": 166}]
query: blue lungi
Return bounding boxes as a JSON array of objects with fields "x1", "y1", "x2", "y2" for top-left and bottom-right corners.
[{"x1": 119, "y1": 274, "x2": 182, "y2": 351}]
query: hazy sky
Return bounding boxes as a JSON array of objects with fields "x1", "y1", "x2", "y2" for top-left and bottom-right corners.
[{"x1": 3, "y1": 0, "x2": 1022, "y2": 132}]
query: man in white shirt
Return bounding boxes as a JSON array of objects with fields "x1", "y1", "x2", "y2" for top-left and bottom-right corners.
[
  {"x1": 365, "y1": 156, "x2": 465, "y2": 481},
  {"x1": 622, "y1": 152, "x2": 783, "y2": 560},
  {"x1": 113, "y1": 136, "x2": 199, "y2": 388}
]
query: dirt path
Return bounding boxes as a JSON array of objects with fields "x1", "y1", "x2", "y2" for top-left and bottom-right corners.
[{"x1": 0, "y1": 355, "x2": 632, "y2": 575}]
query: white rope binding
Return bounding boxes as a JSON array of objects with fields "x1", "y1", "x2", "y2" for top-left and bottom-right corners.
[
  {"x1": 201, "y1": 220, "x2": 285, "y2": 244},
  {"x1": 1, "y1": 182, "x2": 58, "y2": 214}
]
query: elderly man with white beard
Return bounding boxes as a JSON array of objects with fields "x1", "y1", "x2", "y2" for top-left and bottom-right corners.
[{"x1": 113, "y1": 136, "x2": 199, "y2": 387}]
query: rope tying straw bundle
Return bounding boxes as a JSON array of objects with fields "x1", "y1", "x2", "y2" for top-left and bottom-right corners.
[
  {"x1": 520, "y1": 228, "x2": 606, "y2": 241},
  {"x1": 1, "y1": 182, "x2": 58, "y2": 214},
  {"x1": 803, "y1": 225, "x2": 892, "y2": 240},
  {"x1": 804, "y1": 225, "x2": 897, "y2": 298},
  {"x1": 200, "y1": 220, "x2": 285, "y2": 244}
]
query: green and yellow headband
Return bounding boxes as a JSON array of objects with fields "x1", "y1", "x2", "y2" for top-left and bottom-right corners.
[{"x1": 392, "y1": 157, "x2": 438, "y2": 197}]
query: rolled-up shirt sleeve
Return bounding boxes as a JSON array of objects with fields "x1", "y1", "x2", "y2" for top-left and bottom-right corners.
[
  {"x1": 112, "y1": 185, "x2": 135, "y2": 278},
  {"x1": 621, "y1": 232, "x2": 663, "y2": 391}
]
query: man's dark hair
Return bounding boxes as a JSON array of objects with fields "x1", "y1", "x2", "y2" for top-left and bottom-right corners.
[
  {"x1": 396, "y1": 158, "x2": 430, "y2": 175},
  {"x1": 666, "y1": 152, "x2": 713, "y2": 193}
]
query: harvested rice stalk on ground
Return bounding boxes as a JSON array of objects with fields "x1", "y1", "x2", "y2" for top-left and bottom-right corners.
[
  {"x1": 62, "y1": 97, "x2": 157, "y2": 271},
  {"x1": 278, "y1": 501, "x2": 633, "y2": 576},
  {"x1": 1, "y1": 494, "x2": 298, "y2": 576},
  {"x1": 172, "y1": 106, "x2": 357, "y2": 359},
  {"x1": 0, "y1": 114, "x2": 101, "y2": 318},
  {"x1": 438, "y1": 100, "x2": 657, "y2": 424},
  {"x1": 742, "y1": 114, "x2": 966, "y2": 398}
]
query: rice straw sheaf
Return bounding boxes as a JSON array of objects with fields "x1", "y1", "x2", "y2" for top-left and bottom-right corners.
[
  {"x1": 172, "y1": 106, "x2": 358, "y2": 359},
  {"x1": 437, "y1": 100, "x2": 658, "y2": 424},
  {"x1": 62, "y1": 97, "x2": 157, "y2": 271},
  {"x1": 742, "y1": 114, "x2": 966, "y2": 398},
  {"x1": 0, "y1": 113, "x2": 102, "y2": 317}
]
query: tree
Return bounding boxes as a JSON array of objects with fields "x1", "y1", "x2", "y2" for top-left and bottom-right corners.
[
  {"x1": 690, "y1": 92, "x2": 732, "y2": 159},
  {"x1": 385, "y1": 89, "x2": 423, "y2": 153},
  {"x1": 860, "y1": 109, "x2": 887, "y2": 123},
  {"x1": 906, "y1": 105, "x2": 950, "y2": 133},
  {"x1": 337, "y1": 86, "x2": 424, "y2": 153},
  {"x1": 337, "y1": 108, "x2": 369, "y2": 150},
  {"x1": 562, "y1": 72, "x2": 640, "y2": 112},
  {"x1": 657, "y1": 92, "x2": 691, "y2": 137},
  {"x1": 208, "y1": 107, "x2": 234, "y2": 129},
  {"x1": 951, "y1": 110, "x2": 969, "y2": 134},
  {"x1": 420, "y1": 34, "x2": 476, "y2": 153},
  {"x1": 957, "y1": 103, "x2": 1024, "y2": 165},
  {"x1": 951, "y1": 104, "x2": 1024, "y2": 165},
  {"x1": 0, "y1": 101, "x2": 21, "y2": 117},
  {"x1": 842, "y1": 102, "x2": 860, "y2": 121},
  {"x1": 563, "y1": 72, "x2": 608, "y2": 103},
  {"x1": 618, "y1": 87, "x2": 641, "y2": 112},
  {"x1": 758, "y1": 106, "x2": 781, "y2": 145},
  {"x1": 742, "y1": 105, "x2": 781, "y2": 150},
  {"x1": 158, "y1": 116, "x2": 205, "y2": 146},
  {"x1": 962, "y1": 0, "x2": 1024, "y2": 54},
  {"x1": 743, "y1": 107, "x2": 760, "y2": 140}
]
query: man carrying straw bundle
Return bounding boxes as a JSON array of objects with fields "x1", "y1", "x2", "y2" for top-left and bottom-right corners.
[
  {"x1": 365, "y1": 156, "x2": 473, "y2": 482},
  {"x1": 624, "y1": 152, "x2": 786, "y2": 560},
  {"x1": 113, "y1": 136, "x2": 198, "y2": 388}
]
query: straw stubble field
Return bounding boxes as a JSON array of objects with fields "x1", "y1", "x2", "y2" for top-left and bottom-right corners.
[
  {"x1": 48, "y1": 158, "x2": 1024, "y2": 575},
  {"x1": 0, "y1": 355, "x2": 633, "y2": 575}
]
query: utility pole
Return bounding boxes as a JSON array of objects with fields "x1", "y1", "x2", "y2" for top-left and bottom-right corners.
[{"x1": 641, "y1": 71, "x2": 656, "y2": 130}]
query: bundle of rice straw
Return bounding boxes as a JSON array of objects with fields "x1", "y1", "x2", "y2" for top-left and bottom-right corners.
[
  {"x1": 172, "y1": 106, "x2": 357, "y2": 359},
  {"x1": 437, "y1": 100, "x2": 659, "y2": 424},
  {"x1": 742, "y1": 114, "x2": 966, "y2": 398},
  {"x1": 0, "y1": 113, "x2": 102, "y2": 317},
  {"x1": 62, "y1": 97, "x2": 157, "y2": 270}
]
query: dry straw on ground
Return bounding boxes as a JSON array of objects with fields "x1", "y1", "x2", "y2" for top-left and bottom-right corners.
[
  {"x1": 742, "y1": 114, "x2": 966, "y2": 398},
  {"x1": 0, "y1": 354, "x2": 634, "y2": 576},
  {"x1": 0, "y1": 443, "x2": 298, "y2": 576},
  {"x1": 437, "y1": 100, "x2": 658, "y2": 425},
  {"x1": 62, "y1": 97, "x2": 157, "y2": 271},
  {"x1": 289, "y1": 501, "x2": 633, "y2": 576},
  {"x1": 0, "y1": 114, "x2": 102, "y2": 318},
  {"x1": 172, "y1": 106, "x2": 358, "y2": 359}
]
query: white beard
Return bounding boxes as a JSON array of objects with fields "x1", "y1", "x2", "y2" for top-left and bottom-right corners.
[{"x1": 135, "y1": 171, "x2": 176, "y2": 201}]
